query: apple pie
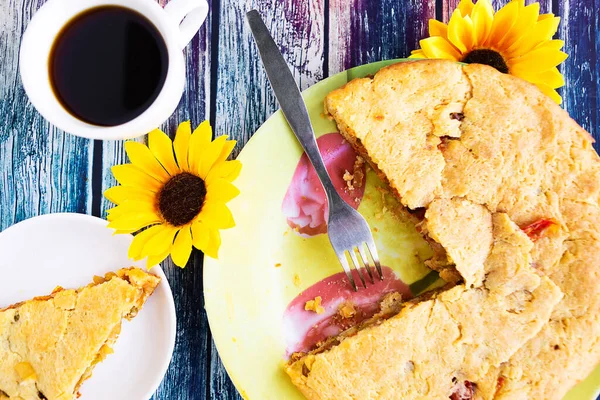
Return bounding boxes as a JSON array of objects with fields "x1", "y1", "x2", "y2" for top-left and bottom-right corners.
[
  {"x1": 286, "y1": 60, "x2": 600, "y2": 399},
  {"x1": 0, "y1": 267, "x2": 160, "y2": 400}
]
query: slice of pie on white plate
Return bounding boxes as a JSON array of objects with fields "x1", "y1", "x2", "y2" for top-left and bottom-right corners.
[{"x1": 0, "y1": 267, "x2": 160, "y2": 400}]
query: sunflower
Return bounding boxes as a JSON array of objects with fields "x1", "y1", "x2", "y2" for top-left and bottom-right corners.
[
  {"x1": 410, "y1": 0, "x2": 567, "y2": 103},
  {"x1": 104, "y1": 121, "x2": 241, "y2": 268}
]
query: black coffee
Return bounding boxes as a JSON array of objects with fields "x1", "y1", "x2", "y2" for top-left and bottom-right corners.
[{"x1": 49, "y1": 6, "x2": 169, "y2": 126}]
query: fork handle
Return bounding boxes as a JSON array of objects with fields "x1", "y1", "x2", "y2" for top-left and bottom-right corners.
[
  {"x1": 247, "y1": 10, "x2": 343, "y2": 207},
  {"x1": 301, "y1": 134, "x2": 344, "y2": 207}
]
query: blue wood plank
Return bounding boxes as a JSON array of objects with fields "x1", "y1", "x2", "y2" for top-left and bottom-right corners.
[
  {"x1": 209, "y1": 345, "x2": 241, "y2": 400},
  {"x1": 213, "y1": 0, "x2": 325, "y2": 157},
  {"x1": 210, "y1": 0, "x2": 326, "y2": 398},
  {"x1": 559, "y1": 0, "x2": 598, "y2": 149},
  {"x1": 0, "y1": 0, "x2": 93, "y2": 231},
  {"x1": 88, "y1": 1, "x2": 216, "y2": 399},
  {"x1": 597, "y1": 0, "x2": 600, "y2": 149},
  {"x1": 148, "y1": 4, "x2": 214, "y2": 398}
]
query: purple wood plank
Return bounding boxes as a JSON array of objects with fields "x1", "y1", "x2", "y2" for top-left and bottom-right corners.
[
  {"x1": 329, "y1": 0, "x2": 435, "y2": 74},
  {"x1": 0, "y1": 0, "x2": 93, "y2": 231},
  {"x1": 559, "y1": 0, "x2": 598, "y2": 146},
  {"x1": 597, "y1": 0, "x2": 600, "y2": 149}
]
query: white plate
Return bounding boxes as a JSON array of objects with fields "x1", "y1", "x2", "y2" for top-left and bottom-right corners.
[{"x1": 0, "y1": 213, "x2": 176, "y2": 400}]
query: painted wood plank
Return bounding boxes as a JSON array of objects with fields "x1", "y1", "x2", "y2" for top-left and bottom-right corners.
[
  {"x1": 0, "y1": 0, "x2": 93, "y2": 231},
  {"x1": 96, "y1": 1, "x2": 213, "y2": 398},
  {"x1": 597, "y1": 0, "x2": 600, "y2": 150},
  {"x1": 210, "y1": 1, "x2": 325, "y2": 398},
  {"x1": 213, "y1": 0, "x2": 325, "y2": 157},
  {"x1": 559, "y1": 0, "x2": 598, "y2": 147},
  {"x1": 328, "y1": 0, "x2": 435, "y2": 74}
]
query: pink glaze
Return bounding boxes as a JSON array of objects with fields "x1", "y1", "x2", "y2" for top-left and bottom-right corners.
[
  {"x1": 281, "y1": 132, "x2": 367, "y2": 236},
  {"x1": 282, "y1": 267, "x2": 412, "y2": 356}
]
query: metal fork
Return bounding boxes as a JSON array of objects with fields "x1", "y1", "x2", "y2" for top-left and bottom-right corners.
[{"x1": 247, "y1": 10, "x2": 383, "y2": 290}]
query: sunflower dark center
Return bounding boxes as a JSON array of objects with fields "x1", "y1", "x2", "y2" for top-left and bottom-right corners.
[
  {"x1": 461, "y1": 49, "x2": 509, "y2": 74},
  {"x1": 158, "y1": 172, "x2": 206, "y2": 226}
]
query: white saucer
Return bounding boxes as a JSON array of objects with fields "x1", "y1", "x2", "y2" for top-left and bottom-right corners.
[{"x1": 0, "y1": 213, "x2": 176, "y2": 400}]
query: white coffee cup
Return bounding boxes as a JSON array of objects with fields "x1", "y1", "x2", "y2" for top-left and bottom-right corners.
[{"x1": 19, "y1": 0, "x2": 208, "y2": 140}]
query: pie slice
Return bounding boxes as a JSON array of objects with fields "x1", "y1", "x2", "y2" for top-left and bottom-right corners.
[
  {"x1": 287, "y1": 209, "x2": 562, "y2": 399},
  {"x1": 0, "y1": 267, "x2": 160, "y2": 400},
  {"x1": 285, "y1": 59, "x2": 600, "y2": 399}
]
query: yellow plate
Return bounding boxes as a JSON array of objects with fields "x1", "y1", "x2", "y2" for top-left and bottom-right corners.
[{"x1": 203, "y1": 59, "x2": 600, "y2": 400}]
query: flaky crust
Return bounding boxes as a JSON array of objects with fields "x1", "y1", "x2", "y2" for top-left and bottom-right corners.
[
  {"x1": 0, "y1": 267, "x2": 160, "y2": 400},
  {"x1": 286, "y1": 60, "x2": 600, "y2": 399}
]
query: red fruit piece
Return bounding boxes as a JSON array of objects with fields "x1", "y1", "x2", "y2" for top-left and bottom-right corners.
[{"x1": 520, "y1": 218, "x2": 559, "y2": 241}]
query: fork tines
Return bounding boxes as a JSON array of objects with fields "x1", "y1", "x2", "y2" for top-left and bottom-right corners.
[{"x1": 337, "y1": 242, "x2": 383, "y2": 291}]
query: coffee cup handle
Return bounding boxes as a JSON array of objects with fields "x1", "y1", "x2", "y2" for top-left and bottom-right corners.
[{"x1": 164, "y1": 0, "x2": 208, "y2": 49}]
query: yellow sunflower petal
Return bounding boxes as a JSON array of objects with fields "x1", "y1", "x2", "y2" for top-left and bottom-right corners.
[
  {"x1": 198, "y1": 136, "x2": 229, "y2": 179},
  {"x1": 535, "y1": 39, "x2": 565, "y2": 52},
  {"x1": 498, "y1": 2, "x2": 540, "y2": 48},
  {"x1": 470, "y1": 0, "x2": 494, "y2": 46},
  {"x1": 485, "y1": 0, "x2": 520, "y2": 46},
  {"x1": 409, "y1": 49, "x2": 426, "y2": 59},
  {"x1": 538, "y1": 13, "x2": 555, "y2": 21},
  {"x1": 510, "y1": 48, "x2": 568, "y2": 76},
  {"x1": 206, "y1": 160, "x2": 242, "y2": 182},
  {"x1": 106, "y1": 210, "x2": 161, "y2": 233},
  {"x1": 125, "y1": 141, "x2": 170, "y2": 181},
  {"x1": 146, "y1": 250, "x2": 170, "y2": 270},
  {"x1": 198, "y1": 201, "x2": 235, "y2": 229},
  {"x1": 111, "y1": 164, "x2": 162, "y2": 192},
  {"x1": 457, "y1": 0, "x2": 474, "y2": 17},
  {"x1": 429, "y1": 19, "x2": 448, "y2": 37},
  {"x1": 129, "y1": 225, "x2": 164, "y2": 260},
  {"x1": 447, "y1": 11, "x2": 474, "y2": 54},
  {"x1": 173, "y1": 121, "x2": 192, "y2": 171},
  {"x1": 505, "y1": 16, "x2": 560, "y2": 58},
  {"x1": 148, "y1": 129, "x2": 179, "y2": 176},
  {"x1": 534, "y1": 67, "x2": 565, "y2": 88},
  {"x1": 104, "y1": 185, "x2": 155, "y2": 206},
  {"x1": 188, "y1": 121, "x2": 213, "y2": 173},
  {"x1": 535, "y1": 82, "x2": 563, "y2": 104},
  {"x1": 216, "y1": 138, "x2": 236, "y2": 164},
  {"x1": 142, "y1": 224, "x2": 178, "y2": 256},
  {"x1": 205, "y1": 178, "x2": 240, "y2": 203},
  {"x1": 106, "y1": 201, "x2": 160, "y2": 233},
  {"x1": 191, "y1": 220, "x2": 210, "y2": 250},
  {"x1": 420, "y1": 36, "x2": 462, "y2": 60},
  {"x1": 106, "y1": 200, "x2": 157, "y2": 217},
  {"x1": 171, "y1": 226, "x2": 193, "y2": 267},
  {"x1": 203, "y1": 229, "x2": 221, "y2": 259}
]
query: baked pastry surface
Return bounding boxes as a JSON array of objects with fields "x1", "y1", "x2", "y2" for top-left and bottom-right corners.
[
  {"x1": 0, "y1": 267, "x2": 160, "y2": 400},
  {"x1": 286, "y1": 60, "x2": 600, "y2": 399}
]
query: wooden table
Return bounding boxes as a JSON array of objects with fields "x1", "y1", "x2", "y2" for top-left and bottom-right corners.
[{"x1": 0, "y1": 0, "x2": 598, "y2": 398}]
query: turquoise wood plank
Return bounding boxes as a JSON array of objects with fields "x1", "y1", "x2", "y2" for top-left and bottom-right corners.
[{"x1": 0, "y1": 0, "x2": 93, "y2": 231}]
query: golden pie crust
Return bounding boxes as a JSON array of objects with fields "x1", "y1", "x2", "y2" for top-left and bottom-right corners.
[
  {"x1": 286, "y1": 60, "x2": 600, "y2": 399},
  {"x1": 0, "y1": 267, "x2": 160, "y2": 400}
]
